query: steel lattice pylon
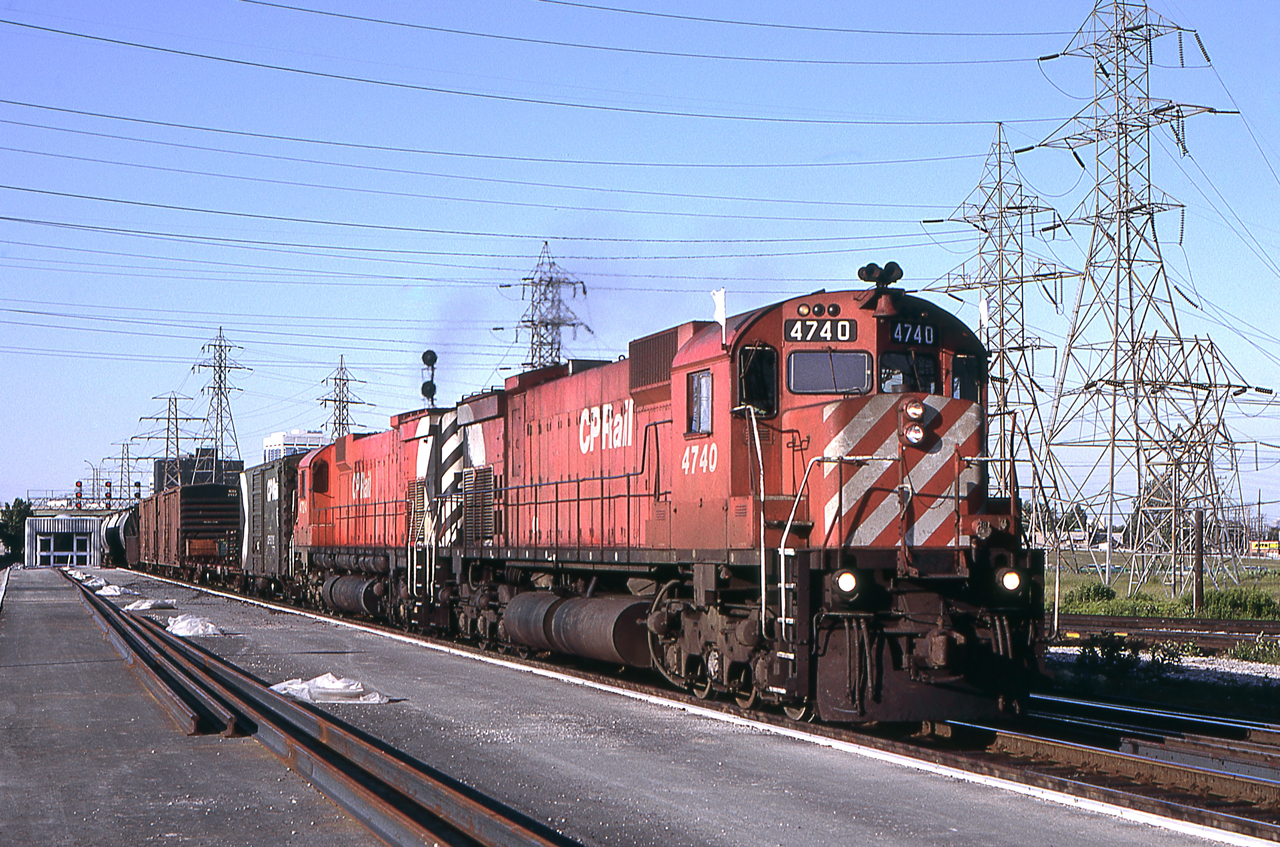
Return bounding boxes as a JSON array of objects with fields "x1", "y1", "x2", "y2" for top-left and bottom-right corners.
[
  {"x1": 1035, "y1": 0, "x2": 1243, "y2": 591},
  {"x1": 194, "y1": 328, "x2": 248, "y2": 484},
  {"x1": 520, "y1": 242, "x2": 590, "y2": 369},
  {"x1": 320, "y1": 355, "x2": 368, "y2": 439},
  {"x1": 933, "y1": 125, "x2": 1073, "y2": 522},
  {"x1": 138, "y1": 392, "x2": 199, "y2": 491}
]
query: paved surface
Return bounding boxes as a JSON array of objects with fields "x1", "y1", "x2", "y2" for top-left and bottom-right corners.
[
  {"x1": 0, "y1": 567, "x2": 380, "y2": 847},
  {"x1": 96, "y1": 567, "x2": 1245, "y2": 847}
]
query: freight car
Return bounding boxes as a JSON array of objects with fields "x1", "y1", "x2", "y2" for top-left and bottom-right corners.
[
  {"x1": 268, "y1": 264, "x2": 1044, "y2": 723},
  {"x1": 134, "y1": 482, "x2": 241, "y2": 585}
]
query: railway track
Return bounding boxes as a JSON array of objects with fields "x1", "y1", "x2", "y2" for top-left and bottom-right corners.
[
  {"x1": 1055, "y1": 612, "x2": 1280, "y2": 651},
  {"x1": 90, "y1": 568, "x2": 1280, "y2": 844},
  {"x1": 65, "y1": 572, "x2": 580, "y2": 847}
]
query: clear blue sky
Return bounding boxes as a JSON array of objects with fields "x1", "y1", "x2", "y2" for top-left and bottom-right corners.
[{"x1": 1, "y1": 2, "x2": 1278, "y2": 519}]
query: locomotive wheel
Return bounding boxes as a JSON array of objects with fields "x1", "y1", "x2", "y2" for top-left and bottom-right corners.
[
  {"x1": 693, "y1": 673, "x2": 715, "y2": 701},
  {"x1": 732, "y1": 669, "x2": 758, "y2": 709},
  {"x1": 783, "y1": 703, "x2": 813, "y2": 722}
]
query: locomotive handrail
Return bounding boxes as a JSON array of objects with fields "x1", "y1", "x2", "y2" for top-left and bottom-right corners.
[{"x1": 740, "y1": 405, "x2": 769, "y2": 638}]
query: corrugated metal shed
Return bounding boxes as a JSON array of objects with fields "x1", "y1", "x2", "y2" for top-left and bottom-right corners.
[{"x1": 25, "y1": 516, "x2": 101, "y2": 568}]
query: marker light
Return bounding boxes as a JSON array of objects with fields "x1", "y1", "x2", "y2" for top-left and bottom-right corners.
[
  {"x1": 827, "y1": 303, "x2": 842, "y2": 317},
  {"x1": 835, "y1": 571, "x2": 858, "y2": 594},
  {"x1": 812, "y1": 303, "x2": 826, "y2": 317},
  {"x1": 797, "y1": 304, "x2": 811, "y2": 317},
  {"x1": 998, "y1": 569, "x2": 1023, "y2": 592},
  {"x1": 904, "y1": 399, "x2": 926, "y2": 420},
  {"x1": 903, "y1": 423, "x2": 925, "y2": 444}
]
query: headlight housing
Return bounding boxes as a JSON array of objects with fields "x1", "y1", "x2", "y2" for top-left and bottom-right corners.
[
  {"x1": 835, "y1": 570, "x2": 858, "y2": 594},
  {"x1": 997, "y1": 568, "x2": 1023, "y2": 592},
  {"x1": 903, "y1": 423, "x2": 925, "y2": 444},
  {"x1": 904, "y1": 399, "x2": 926, "y2": 420}
]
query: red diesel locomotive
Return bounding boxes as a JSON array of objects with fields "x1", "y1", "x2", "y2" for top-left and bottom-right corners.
[{"x1": 288, "y1": 264, "x2": 1044, "y2": 723}]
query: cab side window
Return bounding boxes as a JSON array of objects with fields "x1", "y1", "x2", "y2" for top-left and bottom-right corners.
[
  {"x1": 738, "y1": 345, "x2": 778, "y2": 416},
  {"x1": 951, "y1": 354, "x2": 983, "y2": 402},
  {"x1": 311, "y1": 460, "x2": 329, "y2": 495},
  {"x1": 689, "y1": 370, "x2": 713, "y2": 434}
]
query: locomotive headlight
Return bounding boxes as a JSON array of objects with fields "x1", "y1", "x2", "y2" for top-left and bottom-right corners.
[
  {"x1": 997, "y1": 568, "x2": 1023, "y2": 592},
  {"x1": 903, "y1": 422, "x2": 925, "y2": 444},
  {"x1": 904, "y1": 399, "x2": 926, "y2": 420},
  {"x1": 797, "y1": 303, "x2": 811, "y2": 317},
  {"x1": 835, "y1": 570, "x2": 858, "y2": 594}
]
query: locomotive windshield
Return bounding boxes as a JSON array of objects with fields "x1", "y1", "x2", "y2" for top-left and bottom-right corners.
[
  {"x1": 738, "y1": 345, "x2": 778, "y2": 415},
  {"x1": 787, "y1": 351, "x2": 872, "y2": 394},
  {"x1": 880, "y1": 351, "x2": 939, "y2": 394}
]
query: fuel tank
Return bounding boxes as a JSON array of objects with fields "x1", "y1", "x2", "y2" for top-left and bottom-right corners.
[{"x1": 502, "y1": 592, "x2": 651, "y2": 667}]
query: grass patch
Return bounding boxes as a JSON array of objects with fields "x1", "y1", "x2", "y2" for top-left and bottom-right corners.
[
  {"x1": 1226, "y1": 637, "x2": 1280, "y2": 665},
  {"x1": 1049, "y1": 568, "x2": 1280, "y2": 621}
]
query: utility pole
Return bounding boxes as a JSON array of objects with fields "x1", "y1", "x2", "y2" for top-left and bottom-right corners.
[
  {"x1": 519, "y1": 242, "x2": 590, "y2": 369},
  {"x1": 320, "y1": 355, "x2": 369, "y2": 439},
  {"x1": 193, "y1": 328, "x2": 249, "y2": 483},
  {"x1": 1034, "y1": 0, "x2": 1243, "y2": 591}
]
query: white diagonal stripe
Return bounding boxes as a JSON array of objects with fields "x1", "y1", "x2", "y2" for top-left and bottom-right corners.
[
  {"x1": 823, "y1": 429, "x2": 899, "y2": 533},
  {"x1": 822, "y1": 395, "x2": 899, "y2": 478}
]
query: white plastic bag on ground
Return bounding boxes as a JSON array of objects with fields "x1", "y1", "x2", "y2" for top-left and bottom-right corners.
[
  {"x1": 270, "y1": 672, "x2": 389, "y2": 704},
  {"x1": 83, "y1": 576, "x2": 107, "y2": 588},
  {"x1": 165, "y1": 614, "x2": 223, "y2": 636},
  {"x1": 124, "y1": 598, "x2": 177, "y2": 610},
  {"x1": 95, "y1": 585, "x2": 137, "y2": 596}
]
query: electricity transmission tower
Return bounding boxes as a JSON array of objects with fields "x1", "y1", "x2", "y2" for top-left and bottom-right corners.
[
  {"x1": 139, "y1": 393, "x2": 200, "y2": 491},
  {"x1": 320, "y1": 355, "x2": 368, "y2": 439},
  {"x1": 193, "y1": 328, "x2": 249, "y2": 483},
  {"x1": 1035, "y1": 0, "x2": 1243, "y2": 590},
  {"x1": 519, "y1": 242, "x2": 590, "y2": 369},
  {"x1": 933, "y1": 125, "x2": 1073, "y2": 521}
]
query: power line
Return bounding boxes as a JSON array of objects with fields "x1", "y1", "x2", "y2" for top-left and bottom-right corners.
[
  {"x1": 536, "y1": 0, "x2": 1076, "y2": 38},
  {"x1": 244, "y1": 0, "x2": 1045, "y2": 66},
  {"x1": 0, "y1": 144, "x2": 942, "y2": 226},
  {"x1": 0, "y1": 182, "x2": 911, "y2": 245},
  {"x1": 0, "y1": 18, "x2": 1069, "y2": 128},
  {"x1": 0, "y1": 99, "x2": 985, "y2": 171}
]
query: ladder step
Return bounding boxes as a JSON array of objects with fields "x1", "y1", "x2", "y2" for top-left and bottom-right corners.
[
  {"x1": 783, "y1": 582, "x2": 797, "y2": 589},
  {"x1": 776, "y1": 616, "x2": 795, "y2": 624},
  {"x1": 776, "y1": 651, "x2": 795, "y2": 661}
]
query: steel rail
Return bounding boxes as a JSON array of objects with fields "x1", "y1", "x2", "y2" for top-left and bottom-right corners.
[
  {"x1": 67, "y1": 576, "x2": 578, "y2": 847},
  {"x1": 70, "y1": 576, "x2": 201, "y2": 736},
  {"x1": 950, "y1": 721, "x2": 1280, "y2": 810},
  {"x1": 1056, "y1": 612, "x2": 1280, "y2": 650}
]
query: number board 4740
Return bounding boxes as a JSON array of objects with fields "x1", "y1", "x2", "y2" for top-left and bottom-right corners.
[
  {"x1": 784, "y1": 319, "x2": 856, "y2": 343},
  {"x1": 890, "y1": 320, "x2": 937, "y2": 346}
]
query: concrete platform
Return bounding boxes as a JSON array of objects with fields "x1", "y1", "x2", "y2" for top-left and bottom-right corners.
[
  {"x1": 0, "y1": 567, "x2": 380, "y2": 847},
  {"x1": 100, "y1": 567, "x2": 1256, "y2": 847}
]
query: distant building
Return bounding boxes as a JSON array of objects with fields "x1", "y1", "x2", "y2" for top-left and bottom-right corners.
[
  {"x1": 25, "y1": 515, "x2": 101, "y2": 568},
  {"x1": 153, "y1": 447, "x2": 244, "y2": 491},
  {"x1": 263, "y1": 430, "x2": 327, "y2": 463}
]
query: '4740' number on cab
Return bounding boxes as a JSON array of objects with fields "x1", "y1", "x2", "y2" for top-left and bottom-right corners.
[{"x1": 681, "y1": 442, "x2": 718, "y2": 475}]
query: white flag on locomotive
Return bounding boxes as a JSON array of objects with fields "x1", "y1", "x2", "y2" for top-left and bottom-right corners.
[{"x1": 711, "y1": 288, "x2": 727, "y2": 346}]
